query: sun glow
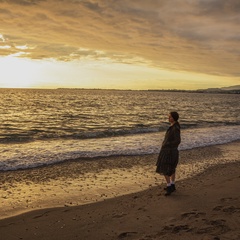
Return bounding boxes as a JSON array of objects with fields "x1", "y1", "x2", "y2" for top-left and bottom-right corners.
[
  {"x1": 0, "y1": 1, "x2": 239, "y2": 90},
  {"x1": 0, "y1": 56, "x2": 44, "y2": 88},
  {"x1": 0, "y1": 54, "x2": 238, "y2": 90}
]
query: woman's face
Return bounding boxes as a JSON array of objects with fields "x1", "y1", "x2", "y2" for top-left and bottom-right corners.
[{"x1": 168, "y1": 114, "x2": 175, "y2": 124}]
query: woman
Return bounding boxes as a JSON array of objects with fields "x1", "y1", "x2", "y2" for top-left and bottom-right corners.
[{"x1": 156, "y1": 111, "x2": 181, "y2": 196}]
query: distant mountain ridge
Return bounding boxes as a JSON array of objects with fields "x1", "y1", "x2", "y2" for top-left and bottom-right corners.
[
  {"x1": 220, "y1": 85, "x2": 240, "y2": 90},
  {"x1": 198, "y1": 85, "x2": 240, "y2": 93},
  {"x1": 148, "y1": 85, "x2": 240, "y2": 94}
]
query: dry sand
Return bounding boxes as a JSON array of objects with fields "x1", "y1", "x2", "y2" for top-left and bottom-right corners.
[{"x1": 0, "y1": 141, "x2": 239, "y2": 240}]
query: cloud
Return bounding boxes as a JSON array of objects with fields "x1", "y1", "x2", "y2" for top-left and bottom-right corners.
[
  {"x1": 0, "y1": 0, "x2": 240, "y2": 77},
  {"x1": 0, "y1": 0, "x2": 45, "y2": 6}
]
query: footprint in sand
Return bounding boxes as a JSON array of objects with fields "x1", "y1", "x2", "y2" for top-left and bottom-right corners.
[
  {"x1": 220, "y1": 197, "x2": 237, "y2": 202},
  {"x1": 181, "y1": 210, "x2": 206, "y2": 219},
  {"x1": 112, "y1": 213, "x2": 127, "y2": 218},
  {"x1": 212, "y1": 205, "x2": 224, "y2": 211},
  {"x1": 213, "y1": 205, "x2": 240, "y2": 213},
  {"x1": 197, "y1": 219, "x2": 230, "y2": 235},
  {"x1": 161, "y1": 224, "x2": 192, "y2": 234},
  {"x1": 222, "y1": 205, "x2": 240, "y2": 213},
  {"x1": 117, "y1": 231, "x2": 137, "y2": 239}
]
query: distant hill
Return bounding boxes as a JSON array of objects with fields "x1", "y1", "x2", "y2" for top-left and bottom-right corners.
[
  {"x1": 220, "y1": 85, "x2": 240, "y2": 91},
  {"x1": 148, "y1": 85, "x2": 240, "y2": 94},
  {"x1": 197, "y1": 85, "x2": 240, "y2": 93}
]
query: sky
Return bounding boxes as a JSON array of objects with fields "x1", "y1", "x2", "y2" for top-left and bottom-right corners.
[{"x1": 0, "y1": 0, "x2": 240, "y2": 90}]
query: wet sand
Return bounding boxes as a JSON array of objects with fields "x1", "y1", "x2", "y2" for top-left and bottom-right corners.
[{"x1": 0, "y1": 141, "x2": 239, "y2": 239}]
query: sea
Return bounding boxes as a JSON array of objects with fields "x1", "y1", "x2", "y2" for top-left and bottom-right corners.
[{"x1": 0, "y1": 88, "x2": 239, "y2": 171}]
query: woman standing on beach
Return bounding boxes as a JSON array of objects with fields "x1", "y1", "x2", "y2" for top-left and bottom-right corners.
[{"x1": 156, "y1": 112, "x2": 181, "y2": 196}]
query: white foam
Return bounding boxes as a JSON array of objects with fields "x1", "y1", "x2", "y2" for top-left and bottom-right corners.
[{"x1": 0, "y1": 125, "x2": 239, "y2": 171}]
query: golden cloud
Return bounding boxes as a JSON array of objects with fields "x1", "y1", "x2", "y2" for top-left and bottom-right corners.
[{"x1": 0, "y1": 0, "x2": 240, "y2": 77}]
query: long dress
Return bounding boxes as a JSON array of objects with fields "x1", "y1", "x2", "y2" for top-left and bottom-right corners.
[{"x1": 156, "y1": 122, "x2": 181, "y2": 176}]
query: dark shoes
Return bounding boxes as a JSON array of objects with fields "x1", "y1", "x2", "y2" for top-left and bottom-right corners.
[
  {"x1": 164, "y1": 184, "x2": 176, "y2": 196},
  {"x1": 171, "y1": 184, "x2": 176, "y2": 192}
]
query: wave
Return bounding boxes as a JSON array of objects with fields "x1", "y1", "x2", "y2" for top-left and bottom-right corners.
[
  {"x1": 1, "y1": 122, "x2": 239, "y2": 144},
  {"x1": 0, "y1": 125, "x2": 163, "y2": 144},
  {"x1": 0, "y1": 125, "x2": 240, "y2": 171}
]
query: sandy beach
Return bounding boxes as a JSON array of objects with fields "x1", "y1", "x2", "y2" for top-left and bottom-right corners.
[{"x1": 0, "y1": 141, "x2": 239, "y2": 240}]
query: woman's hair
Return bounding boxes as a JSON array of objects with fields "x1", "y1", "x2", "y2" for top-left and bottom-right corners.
[{"x1": 170, "y1": 111, "x2": 179, "y2": 121}]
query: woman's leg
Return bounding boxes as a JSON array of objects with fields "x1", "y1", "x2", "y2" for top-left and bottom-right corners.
[
  {"x1": 164, "y1": 175, "x2": 171, "y2": 185},
  {"x1": 170, "y1": 173, "x2": 175, "y2": 183},
  {"x1": 164, "y1": 175, "x2": 172, "y2": 196},
  {"x1": 170, "y1": 173, "x2": 176, "y2": 191}
]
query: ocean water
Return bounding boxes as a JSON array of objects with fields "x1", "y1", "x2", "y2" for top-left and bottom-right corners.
[{"x1": 0, "y1": 88, "x2": 239, "y2": 171}]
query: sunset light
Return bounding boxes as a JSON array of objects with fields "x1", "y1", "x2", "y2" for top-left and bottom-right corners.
[
  {"x1": 0, "y1": 0, "x2": 239, "y2": 90},
  {"x1": 0, "y1": 1, "x2": 240, "y2": 236}
]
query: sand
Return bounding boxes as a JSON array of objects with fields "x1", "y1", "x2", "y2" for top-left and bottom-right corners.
[{"x1": 0, "y1": 141, "x2": 239, "y2": 240}]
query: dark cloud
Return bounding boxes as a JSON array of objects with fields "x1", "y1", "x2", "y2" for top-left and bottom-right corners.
[
  {"x1": 81, "y1": 0, "x2": 102, "y2": 11},
  {"x1": 0, "y1": 7, "x2": 11, "y2": 14},
  {"x1": 0, "y1": 0, "x2": 45, "y2": 5},
  {"x1": 197, "y1": 0, "x2": 240, "y2": 14}
]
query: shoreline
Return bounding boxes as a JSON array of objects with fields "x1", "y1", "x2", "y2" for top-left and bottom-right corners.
[
  {"x1": 0, "y1": 141, "x2": 239, "y2": 221},
  {"x1": 0, "y1": 145, "x2": 239, "y2": 239}
]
